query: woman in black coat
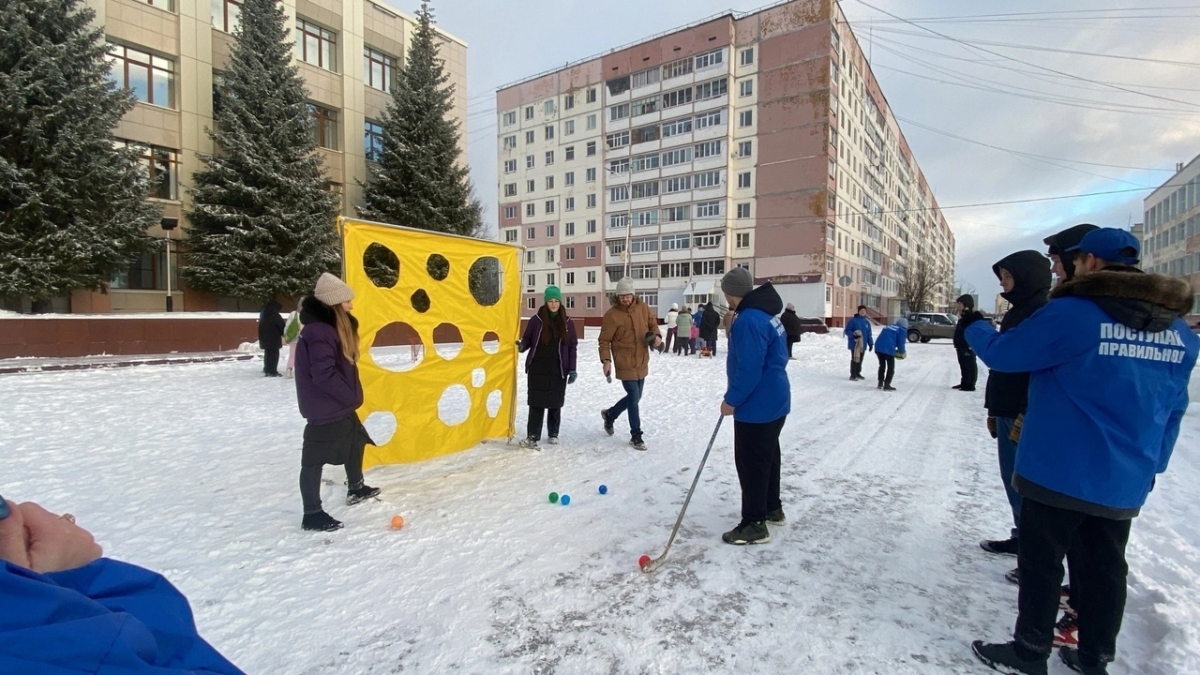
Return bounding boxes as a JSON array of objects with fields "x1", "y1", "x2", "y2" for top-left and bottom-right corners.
[
  {"x1": 258, "y1": 299, "x2": 286, "y2": 377},
  {"x1": 699, "y1": 303, "x2": 722, "y2": 356},
  {"x1": 517, "y1": 287, "x2": 578, "y2": 448}
]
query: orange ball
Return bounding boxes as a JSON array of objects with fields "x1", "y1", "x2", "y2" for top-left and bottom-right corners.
[{"x1": 390, "y1": 515, "x2": 404, "y2": 529}]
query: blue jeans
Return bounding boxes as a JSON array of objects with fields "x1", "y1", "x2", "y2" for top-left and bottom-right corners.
[
  {"x1": 996, "y1": 416, "x2": 1022, "y2": 537},
  {"x1": 607, "y1": 378, "x2": 645, "y2": 438}
]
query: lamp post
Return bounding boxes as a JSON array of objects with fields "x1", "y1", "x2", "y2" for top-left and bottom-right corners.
[{"x1": 161, "y1": 217, "x2": 178, "y2": 312}]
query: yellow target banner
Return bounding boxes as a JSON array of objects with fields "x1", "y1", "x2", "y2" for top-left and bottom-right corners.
[{"x1": 340, "y1": 217, "x2": 521, "y2": 467}]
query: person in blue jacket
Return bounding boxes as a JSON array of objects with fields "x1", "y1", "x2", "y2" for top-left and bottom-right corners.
[
  {"x1": 0, "y1": 497, "x2": 244, "y2": 674},
  {"x1": 966, "y1": 228, "x2": 1198, "y2": 675},
  {"x1": 872, "y1": 317, "x2": 907, "y2": 391},
  {"x1": 843, "y1": 306, "x2": 874, "y2": 380},
  {"x1": 717, "y1": 267, "x2": 791, "y2": 545}
]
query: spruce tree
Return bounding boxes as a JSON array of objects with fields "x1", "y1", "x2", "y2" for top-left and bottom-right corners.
[
  {"x1": 359, "y1": 1, "x2": 483, "y2": 237},
  {"x1": 0, "y1": 0, "x2": 160, "y2": 312},
  {"x1": 185, "y1": 0, "x2": 339, "y2": 301}
]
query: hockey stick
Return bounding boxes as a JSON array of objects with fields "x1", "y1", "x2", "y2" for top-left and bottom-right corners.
[{"x1": 640, "y1": 415, "x2": 724, "y2": 573}]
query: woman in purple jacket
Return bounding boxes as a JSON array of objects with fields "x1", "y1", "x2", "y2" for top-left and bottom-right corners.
[
  {"x1": 294, "y1": 273, "x2": 380, "y2": 531},
  {"x1": 516, "y1": 286, "x2": 578, "y2": 448}
]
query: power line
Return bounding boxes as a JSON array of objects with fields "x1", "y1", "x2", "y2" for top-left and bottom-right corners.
[{"x1": 856, "y1": 0, "x2": 1200, "y2": 109}]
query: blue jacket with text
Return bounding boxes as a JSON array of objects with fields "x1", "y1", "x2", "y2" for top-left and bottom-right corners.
[
  {"x1": 724, "y1": 283, "x2": 791, "y2": 423},
  {"x1": 843, "y1": 315, "x2": 874, "y2": 350}
]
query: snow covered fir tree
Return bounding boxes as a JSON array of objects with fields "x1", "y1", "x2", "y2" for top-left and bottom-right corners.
[
  {"x1": 359, "y1": 1, "x2": 483, "y2": 240},
  {"x1": 185, "y1": 0, "x2": 340, "y2": 302},
  {"x1": 0, "y1": 0, "x2": 160, "y2": 313}
]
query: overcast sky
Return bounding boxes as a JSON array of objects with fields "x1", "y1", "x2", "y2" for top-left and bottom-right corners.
[{"x1": 386, "y1": 0, "x2": 1200, "y2": 303}]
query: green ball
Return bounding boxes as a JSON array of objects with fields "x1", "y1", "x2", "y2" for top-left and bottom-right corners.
[{"x1": 549, "y1": 492, "x2": 559, "y2": 503}]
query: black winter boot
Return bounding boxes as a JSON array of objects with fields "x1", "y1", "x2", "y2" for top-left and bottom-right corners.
[
  {"x1": 722, "y1": 520, "x2": 770, "y2": 545},
  {"x1": 346, "y1": 484, "x2": 381, "y2": 505},
  {"x1": 971, "y1": 641, "x2": 1048, "y2": 675},
  {"x1": 766, "y1": 508, "x2": 786, "y2": 524},
  {"x1": 302, "y1": 511, "x2": 343, "y2": 532},
  {"x1": 1059, "y1": 647, "x2": 1107, "y2": 674},
  {"x1": 981, "y1": 536, "x2": 1020, "y2": 556}
]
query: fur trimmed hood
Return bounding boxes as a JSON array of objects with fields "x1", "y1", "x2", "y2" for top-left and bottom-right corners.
[
  {"x1": 299, "y1": 295, "x2": 359, "y2": 331},
  {"x1": 1050, "y1": 268, "x2": 1191, "y2": 333}
]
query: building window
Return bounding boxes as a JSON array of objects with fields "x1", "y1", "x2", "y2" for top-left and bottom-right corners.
[
  {"x1": 545, "y1": 200, "x2": 555, "y2": 214},
  {"x1": 566, "y1": 271, "x2": 575, "y2": 285},
  {"x1": 663, "y1": 148, "x2": 693, "y2": 166},
  {"x1": 295, "y1": 18, "x2": 337, "y2": 71},
  {"x1": 565, "y1": 146, "x2": 575, "y2": 161},
  {"x1": 609, "y1": 213, "x2": 629, "y2": 229},
  {"x1": 662, "y1": 87, "x2": 693, "y2": 109},
  {"x1": 695, "y1": 201, "x2": 722, "y2": 218},
  {"x1": 737, "y1": 203, "x2": 751, "y2": 218},
  {"x1": 565, "y1": 222, "x2": 576, "y2": 236},
  {"x1": 695, "y1": 48, "x2": 724, "y2": 70},
  {"x1": 546, "y1": 249, "x2": 556, "y2": 263},
  {"x1": 695, "y1": 78, "x2": 728, "y2": 101},
  {"x1": 737, "y1": 171, "x2": 751, "y2": 188},
  {"x1": 503, "y1": 110, "x2": 517, "y2": 125},
  {"x1": 609, "y1": 185, "x2": 629, "y2": 203},
  {"x1": 586, "y1": 114, "x2": 597, "y2": 130},
  {"x1": 565, "y1": 120, "x2": 575, "y2": 136},
  {"x1": 544, "y1": 100, "x2": 555, "y2": 115},
  {"x1": 695, "y1": 109, "x2": 724, "y2": 129},
  {"x1": 363, "y1": 47, "x2": 395, "y2": 92},
  {"x1": 546, "y1": 224, "x2": 555, "y2": 238},
  {"x1": 739, "y1": 79, "x2": 754, "y2": 98},
  {"x1": 586, "y1": 167, "x2": 597, "y2": 182},
  {"x1": 610, "y1": 103, "x2": 630, "y2": 122},
  {"x1": 587, "y1": 245, "x2": 597, "y2": 259},
  {"x1": 586, "y1": 141, "x2": 597, "y2": 156},
  {"x1": 662, "y1": 57, "x2": 693, "y2": 80},
  {"x1": 211, "y1": 0, "x2": 242, "y2": 33},
  {"x1": 545, "y1": 176, "x2": 555, "y2": 190},
  {"x1": 504, "y1": 206, "x2": 517, "y2": 219},
  {"x1": 503, "y1": 135, "x2": 517, "y2": 149},
  {"x1": 504, "y1": 159, "x2": 517, "y2": 173},
  {"x1": 107, "y1": 44, "x2": 175, "y2": 109},
  {"x1": 545, "y1": 151, "x2": 555, "y2": 165},
  {"x1": 606, "y1": 131, "x2": 629, "y2": 149},
  {"x1": 586, "y1": 295, "x2": 597, "y2": 309},
  {"x1": 662, "y1": 117, "x2": 693, "y2": 138},
  {"x1": 504, "y1": 229, "x2": 518, "y2": 242},
  {"x1": 662, "y1": 233, "x2": 690, "y2": 251},
  {"x1": 739, "y1": 110, "x2": 754, "y2": 127},
  {"x1": 504, "y1": 183, "x2": 517, "y2": 197},
  {"x1": 565, "y1": 247, "x2": 575, "y2": 261},
  {"x1": 738, "y1": 140, "x2": 753, "y2": 157},
  {"x1": 565, "y1": 171, "x2": 575, "y2": 186},
  {"x1": 526, "y1": 155, "x2": 535, "y2": 169},
  {"x1": 115, "y1": 140, "x2": 178, "y2": 200},
  {"x1": 110, "y1": 250, "x2": 177, "y2": 290},
  {"x1": 565, "y1": 197, "x2": 575, "y2": 211},
  {"x1": 545, "y1": 125, "x2": 555, "y2": 140},
  {"x1": 663, "y1": 205, "x2": 690, "y2": 222},
  {"x1": 694, "y1": 140, "x2": 722, "y2": 159},
  {"x1": 527, "y1": 297, "x2": 537, "y2": 310},
  {"x1": 740, "y1": 48, "x2": 755, "y2": 66},
  {"x1": 526, "y1": 179, "x2": 535, "y2": 193},
  {"x1": 364, "y1": 120, "x2": 384, "y2": 161},
  {"x1": 564, "y1": 94, "x2": 575, "y2": 110},
  {"x1": 526, "y1": 130, "x2": 535, "y2": 144},
  {"x1": 631, "y1": 180, "x2": 658, "y2": 199},
  {"x1": 587, "y1": 88, "x2": 597, "y2": 103},
  {"x1": 526, "y1": 204, "x2": 536, "y2": 217},
  {"x1": 308, "y1": 104, "x2": 339, "y2": 149},
  {"x1": 527, "y1": 227, "x2": 536, "y2": 240},
  {"x1": 586, "y1": 221, "x2": 597, "y2": 235},
  {"x1": 694, "y1": 260, "x2": 726, "y2": 275},
  {"x1": 695, "y1": 170, "x2": 721, "y2": 189},
  {"x1": 663, "y1": 175, "x2": 692, "y2": 194},
  {"x1": 525, "y1": 106, "x2": 534, "y2": 120}
]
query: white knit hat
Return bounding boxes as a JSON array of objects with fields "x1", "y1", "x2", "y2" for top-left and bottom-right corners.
[
  {"x1": 314, "y1": 272, "x2": 355, "y2": 306},
  {"x1": 671, "y1": 303, "x2": 679, "y2": 310},
  {"x1": 615, "y1": 277, "x2": 635, "y2": 296}
]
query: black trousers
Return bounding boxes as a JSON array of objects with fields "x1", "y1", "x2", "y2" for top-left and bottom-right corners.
[
  {"x1": 263, "y1": 347, "x2": 281, "y2": 375},
  {"x1": 876, "y1": 353, "x2": 895, "y2": 385},
  {"x1": 733, "y1": 416, "x2": 786, "y2": 524},
  {"x1": 850, "y1": 356, "x2": 863, "y2": 378},
  {"x1": 298, "y1": 417, "x2": 367, "y2": 514},
  {"x1": 957, "y1": 349, "x2": 978, "y2": 389},
  {"x1": 1014, "y1": 498, "x2": 1132, "y2": 663},
  {"x1": 527, "y1": 406, "x2": 561, "y2": 440},
  {"x1": 786, "y1": 336, "x2": 800, "y2": 357}
]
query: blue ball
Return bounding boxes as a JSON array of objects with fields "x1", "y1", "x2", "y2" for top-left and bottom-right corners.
[
  {"x1": 598, "y1": 485, "x2": 608, "y2": 495},
  {"x1": 560, "y1": 494, "x2": 571, "y2": 506}
]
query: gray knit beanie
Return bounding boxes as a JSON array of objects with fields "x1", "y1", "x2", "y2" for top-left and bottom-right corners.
[
  {"x1": 615, "y1": 277, "x2": 635, "y2": 296},
  {"x1": 720, "y1": 266, "x2": 754, "y2": 298},
  {"x1": 314, "y1": 272, "x2": 355, "y2": 306}
]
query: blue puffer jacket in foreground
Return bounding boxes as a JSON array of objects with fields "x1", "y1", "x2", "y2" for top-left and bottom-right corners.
[
  {"x1": 873, "y1": 318, "x2": 908, "y2": 357},
  {"x1": 724, "y1": 283, "x2": 791, "y2": 423}
]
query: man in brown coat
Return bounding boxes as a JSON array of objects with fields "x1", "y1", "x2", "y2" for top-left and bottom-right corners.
[{"x1": 598, "y1": 277, "x2": 662, "y2": 450}]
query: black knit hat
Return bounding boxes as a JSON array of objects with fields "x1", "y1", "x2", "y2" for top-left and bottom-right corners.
[
  {"x1": 955, "y1": 294, "x2": 975, "y2": 309},
  {"x1": 1044, "y1": 223, "x2": 1100, "y2": 256}
]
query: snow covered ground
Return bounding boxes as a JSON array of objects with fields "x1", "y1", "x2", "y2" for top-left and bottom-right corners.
[{"x1": 2, "y1": 331, "x2": 1199, "y2": 674}]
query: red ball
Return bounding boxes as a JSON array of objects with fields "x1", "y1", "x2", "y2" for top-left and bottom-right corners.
[{"x1": 638, "y1": 554, "x2": 651, "y2": 569}]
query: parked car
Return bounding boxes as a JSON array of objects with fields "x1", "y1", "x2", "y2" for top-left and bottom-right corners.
[
  {"x1": 796, "y1": 317, "x2": 829, "y2": 335},
  {"x1": 906, "y1": 312, "x2": 958, "y2": 343}
]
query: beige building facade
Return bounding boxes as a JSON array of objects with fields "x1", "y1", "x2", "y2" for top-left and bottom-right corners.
[
  {"x1": 74, "y1": 0, "x2": 467, "y2": 313},
  {"x1": 1139, "y1": 153, "x2": 1200, "y2": 317},
  {"x1": 495, "y1": 0, "x2": 954, "y2": 326}
]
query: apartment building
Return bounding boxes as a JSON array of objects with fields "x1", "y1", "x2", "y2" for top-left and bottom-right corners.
[
  {"x1": 495, "y1": 0, "x2": 954, "y2": 326},
  {"x1": 1139, "y1": 153, "x2": 1200, "y2": 317},
  {"x1": 73, "y1": 0, "x2": 467, "y2": 313}
]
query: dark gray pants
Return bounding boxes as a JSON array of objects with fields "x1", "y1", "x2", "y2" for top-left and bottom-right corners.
[{"x1": 299, "y1": 416, "x2": 368, "y2": 514}]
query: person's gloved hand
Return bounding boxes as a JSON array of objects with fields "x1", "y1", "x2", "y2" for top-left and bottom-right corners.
[
  {"x1": 987, "y1": 416, "x2": 998, "y2": 439},
  {"x1": 515, "y1": 340, "x2": 528, "y2": 353},
  {"x1": 868, "y1": 345, "x2": 873, "y2": 352},
  {"x1": 895, "y1": 352, "x2": 906, "y2": 360},
  {"x1": 567, "y1": 371, "x2": 577, "y2": 384}
]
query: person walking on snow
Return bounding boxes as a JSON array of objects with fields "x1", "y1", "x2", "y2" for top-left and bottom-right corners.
[
  {"x1": 517, "y1": 286, "x2": 578, "y2": 448},
  {"x1": 780, "y1": 302, "x2": 803, "y2": 359},
  {"x1": 844, "y1": 306, "x2": 874, "y2": 380},
  {"x1": 979, "y1": 251, "x2": 1052, "y2": 557},
  {"x1": 664, "y1": 303, "x2": 679, "y2": 354},
  {"x1": 675, "y1": 305, "x2": 694, "y2": 356},
  {"x1": 258, "y1": 299, "x2": 286, "y2": 377},
  {"x1": 718, "y1": 267, "x2": 791, "y2": 545},
  {"x1": 699, "y1": 302, "x2": 721, "y2": 356},
  {"x1": 967, "y1": 228, "x2": 1198, "y2": 675},
  {"x1": 293, "y1": 273, "x2": 381, "y2": 532},
  {"x1": 692, "y1": 305, "x2": 704, "y2": 353},
  {"x1": 952, "y1": 294, "x2": 979, "y2": 391},
  {"x1": 873, "y1": 317, "x2": 907, "y2": 390},
  {"x1": 598, "y1": 277, "x2": 662, "y2": 451}
]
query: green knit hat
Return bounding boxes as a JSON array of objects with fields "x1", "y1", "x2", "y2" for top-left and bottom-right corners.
[{"x1": 544, "y1": 286, "x2": 563, "y2": 304}]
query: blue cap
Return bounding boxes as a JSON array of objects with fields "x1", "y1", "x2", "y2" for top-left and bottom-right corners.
[{"x1": 1064, "y1": 228, "x2": 1139, "y2": 265}]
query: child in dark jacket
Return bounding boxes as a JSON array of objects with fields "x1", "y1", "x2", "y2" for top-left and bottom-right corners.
[
  {"x1": 293, "y1": 273, "x2": 380, "y2": 532},
  {"x1": 517, "y1": 286, "x2": 578, "y2": 448}
]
